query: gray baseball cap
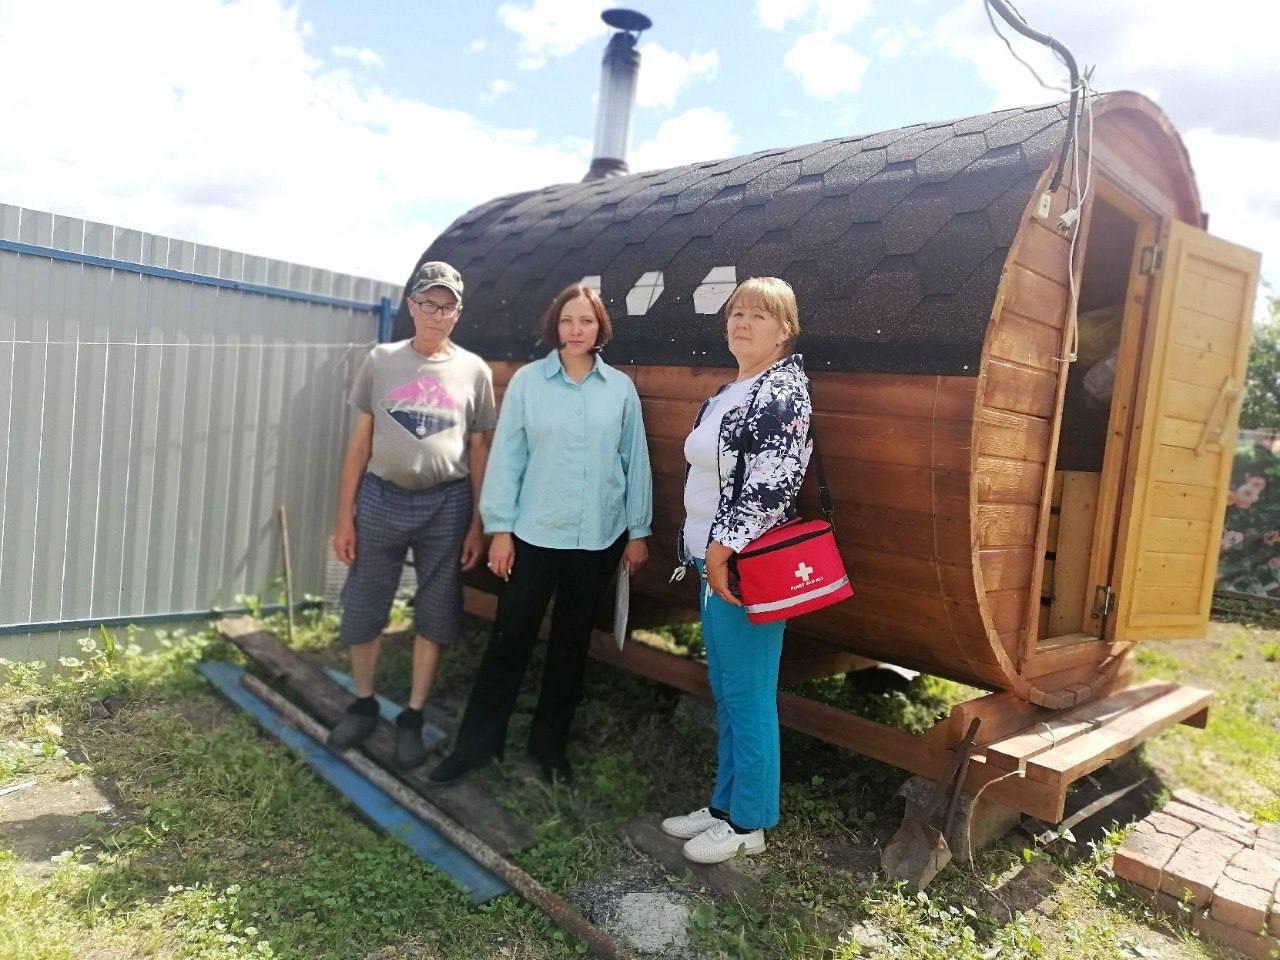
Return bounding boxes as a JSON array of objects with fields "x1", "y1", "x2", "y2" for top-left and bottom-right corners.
[{"x1": 410, "y1": 261, "x2": 463, "y2": 300}]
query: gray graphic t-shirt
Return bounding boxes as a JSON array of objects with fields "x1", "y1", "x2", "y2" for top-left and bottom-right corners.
[{"x1": 349, "y1": 340, "x2": 497, "y2": 491}]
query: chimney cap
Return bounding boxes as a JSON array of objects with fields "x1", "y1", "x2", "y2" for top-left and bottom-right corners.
[{"x1": 602, "y1": 8, "x2": 652, "y2": 34}]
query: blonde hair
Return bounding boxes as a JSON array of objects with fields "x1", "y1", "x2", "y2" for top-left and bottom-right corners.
[{"x1": 724, "y1": 276, "x2": 801, "y2": 349}]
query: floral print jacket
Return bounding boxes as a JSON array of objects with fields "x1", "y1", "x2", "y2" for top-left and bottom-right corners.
[{"x1": 678, "y1": 353, "x2": 814, "y2": 565}]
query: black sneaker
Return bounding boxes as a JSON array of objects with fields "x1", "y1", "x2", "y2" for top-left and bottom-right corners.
[
  {"x1": 394, "y1": 709, "x2": 428, "y2": 770},
  {"x1": 328, "y1": 711, "x2": 378, "y2": 751},
  {"x1": 428, "y1": 751, "x2": 495, "y2": 785}
]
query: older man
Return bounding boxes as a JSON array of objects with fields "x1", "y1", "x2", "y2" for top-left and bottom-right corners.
[{"x1": 328, "y1": 261, "x2": 495, "y2": 769}]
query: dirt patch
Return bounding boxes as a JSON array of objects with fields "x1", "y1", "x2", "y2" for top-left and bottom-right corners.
[
  {"x1": 0, "y1": 775, "x2": 123, "y2": 877},
  {"x1": 575, "y1": 863, "x2": 698, "y2": 958}
]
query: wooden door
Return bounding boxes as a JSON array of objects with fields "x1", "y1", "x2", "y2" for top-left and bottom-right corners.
[{"x1": 1111, "y1": 221, "x2": 1261, "y2": 642}]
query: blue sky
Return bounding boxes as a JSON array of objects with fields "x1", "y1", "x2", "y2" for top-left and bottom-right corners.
[{"x1": 1, "y1": 0, "x2": 1276, "y2": 298}]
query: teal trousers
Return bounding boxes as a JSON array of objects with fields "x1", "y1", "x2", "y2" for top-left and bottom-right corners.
[{"x1": 694, "y1": 559, "x2": 785, "y2": 830}]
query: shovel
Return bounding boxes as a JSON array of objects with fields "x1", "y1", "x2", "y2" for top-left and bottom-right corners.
[{"x1": 881, "y1": 717, "x2": 982, "y2": 889}]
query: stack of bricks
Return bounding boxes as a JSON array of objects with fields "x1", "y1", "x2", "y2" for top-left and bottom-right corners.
[{"x1": 1113, "y1": 790, "x2": 1280, "y2": 959}]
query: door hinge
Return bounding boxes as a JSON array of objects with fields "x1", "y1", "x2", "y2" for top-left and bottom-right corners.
[
  {"x1": 1139, "y1": 245, "x2": 1164, "y2": 275},
  {"x1": 1093, "y1": 585, "x2": 1115, "y2": 619}
]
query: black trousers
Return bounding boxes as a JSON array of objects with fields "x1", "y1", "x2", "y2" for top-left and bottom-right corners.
[{"x1": 452, "y1": 533, "x2": 627, "y2": 762}]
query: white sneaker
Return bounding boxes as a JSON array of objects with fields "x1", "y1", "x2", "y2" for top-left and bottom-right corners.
[
  {"x1": 660, "y1": 806, "x2": 723, "y2": 840},
  {"x1": 682, "y1": 820, "x2": 766, "y2": 864}
]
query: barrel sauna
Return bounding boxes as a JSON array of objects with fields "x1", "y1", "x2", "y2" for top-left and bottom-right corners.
[{"x1": 396, "y1": 93, "x2": 1261, "y2": 817}]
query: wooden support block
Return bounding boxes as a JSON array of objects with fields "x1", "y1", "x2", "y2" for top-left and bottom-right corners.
[
  {"x1": 985, "y1": 681, "x2": 1172, "y2": 772},
  {"x1": 778, "y1": 653, "x2": 876, "y2": 685},
  {"x1": 1025, "y1": 684, "x2": 1212, "y2": 786},
  {"x1": 948, "y1": 690, "x2": 1055, "y2": 749}
]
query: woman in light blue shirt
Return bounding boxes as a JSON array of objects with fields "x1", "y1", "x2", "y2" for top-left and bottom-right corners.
[{"x1": 430, "y1": 283, "x2": 653, "y2": 786}]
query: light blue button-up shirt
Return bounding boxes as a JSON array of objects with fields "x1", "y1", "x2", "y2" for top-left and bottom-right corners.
[{"x1": 480, "y1": 350, "x2": 653, "y2": 550}]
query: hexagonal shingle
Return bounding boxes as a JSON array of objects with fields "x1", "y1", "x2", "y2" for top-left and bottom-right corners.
[
  {"x1": 914, "y1": 212, "x2": 997, "y2": 296},
  {"x1": 916, "y1": 133, "x2": 990, "y2": 183},
  {"x1": 881, "y1": 185, "x2": 952, "y2": 255},
  {"x1": 886, "y1": 125, "x2": 954, "y2": 164},
  {"x1": 947, "y1": 146, "x2": 1028, "y2": 213},
  {"x1": 418, "y1": 97, "x2": 1092, "y2": 376}
]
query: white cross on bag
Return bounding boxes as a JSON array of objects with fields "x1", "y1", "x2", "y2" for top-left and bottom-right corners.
[{"x1": 794, "y1": 561, "x2": 814, "y2": 583}]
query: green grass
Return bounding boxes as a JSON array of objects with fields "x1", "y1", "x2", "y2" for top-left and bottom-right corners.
[
  {"x1": 2, "y1": 611, "x2": 1274, "y2": 958},
  {"x1": 1134, "y1": 624, "x2": 1280, "y2": 822}
]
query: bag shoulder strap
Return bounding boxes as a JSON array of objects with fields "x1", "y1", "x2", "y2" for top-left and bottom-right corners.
[{"x1": 729, "y1": 388, "x2": 833, "y2": 525}]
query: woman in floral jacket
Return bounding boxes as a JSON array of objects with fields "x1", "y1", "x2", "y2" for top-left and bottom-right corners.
[{"x1": 661, "y1": 276, "x2": 813, "y2": 864}]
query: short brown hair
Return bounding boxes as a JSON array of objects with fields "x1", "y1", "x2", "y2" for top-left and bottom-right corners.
[
  {"x1": 725, "y1": 277, "x2": 801, "y2": 349},
  {"x1": 541, "y1": 284, "x2": 614, "y2": 352}
]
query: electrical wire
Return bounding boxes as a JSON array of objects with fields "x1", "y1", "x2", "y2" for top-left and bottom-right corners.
[
  {"x1": 983, "y1": 0, "x2": 1071, "y2": 95},
  {"x1": 983, "y1": 0, "x2": 1081, "y2": 192},
  {"x1": 1061, "y1": 76, "x2": 1097, "y2": 367}
]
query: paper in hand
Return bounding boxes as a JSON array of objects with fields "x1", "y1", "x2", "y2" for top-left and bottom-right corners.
[{"x1": 613, "y1": 562, "x2": 630, "y2": 651}]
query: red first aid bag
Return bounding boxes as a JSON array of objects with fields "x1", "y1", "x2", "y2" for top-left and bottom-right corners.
[{"x1": 733, "y1": 518, "x2": 853, "y2": 623}]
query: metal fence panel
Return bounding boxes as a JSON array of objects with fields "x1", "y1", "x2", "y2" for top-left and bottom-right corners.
[{"x1": 0, "y1": 202, "x2": 400, "y2": 660}]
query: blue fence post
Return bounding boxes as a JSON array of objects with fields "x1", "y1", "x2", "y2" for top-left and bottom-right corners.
[{"x1": 377, "y1": 296, "x2": 394, "y2": 343}]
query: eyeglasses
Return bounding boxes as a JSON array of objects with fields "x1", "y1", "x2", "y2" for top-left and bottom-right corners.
[{"x1": 409, "y1": 297, "x2": 460, "y2": 317}]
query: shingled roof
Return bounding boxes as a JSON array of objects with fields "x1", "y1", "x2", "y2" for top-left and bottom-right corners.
[{"x1": 397, "y1": 101, "x2": 1075, "y2": 375}]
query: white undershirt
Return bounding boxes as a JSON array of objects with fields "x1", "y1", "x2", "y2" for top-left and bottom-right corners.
[{"x1": 682, "y1": 374, "x2": 762, "y2": 559}]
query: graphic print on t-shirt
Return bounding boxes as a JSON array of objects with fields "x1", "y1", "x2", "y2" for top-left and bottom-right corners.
[{"x1": 381, "y1": 375, "x2": 461, "y2": 440}]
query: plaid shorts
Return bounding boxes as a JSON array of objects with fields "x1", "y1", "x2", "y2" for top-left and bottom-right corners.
[{"x1": 339, "y1": 473, "x2": 472, "y2": 647}]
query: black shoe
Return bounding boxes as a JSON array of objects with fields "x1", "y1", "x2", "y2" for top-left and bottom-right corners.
[
  {"x1": 328, "y1": 711, "x2": 378, "y2": 751},
  {"x1": 394, "y1": 709, "x2": 428, "y2": 771},
  {"x1": 428, "y1": 751, "x2": 495, "y2": 785},
  {"x1": 537, "y1": 754, "x2": 572, "y2": 786}
]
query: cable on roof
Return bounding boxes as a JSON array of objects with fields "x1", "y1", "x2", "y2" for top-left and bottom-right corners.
[{"x1": 984, "y1": 0, "x2": 1081, "y2": 193}]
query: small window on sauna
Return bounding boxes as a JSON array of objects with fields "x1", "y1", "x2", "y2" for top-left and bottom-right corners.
[
  {"x1": 626, "y1": 271, "x2": 664, "y2": 315},
  {"x1": 693, "y1": 266, "x2": 737, "y2": 314}
]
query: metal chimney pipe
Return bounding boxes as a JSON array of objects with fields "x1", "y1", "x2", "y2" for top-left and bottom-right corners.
[{"x1": 583, "y1": 8, "x2": 652, "y2": 181}]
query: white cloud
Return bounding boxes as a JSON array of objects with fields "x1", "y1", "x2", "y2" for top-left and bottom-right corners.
[
  {"x1": 497, "y1": 0, "x2": 608, "y2": 62},
  {"x1": 933, "y1": 0, "x2": 1280, "y2": 135},
  {"x1": 783, "y1": 33, "x2": 870, "y2": 99},
  {"x1": 330, "y1": 45, "x2": 385, "y2": 70},
  {"x1": 464, "y1": 37, "x2": 488, "y2": 54},
  {"x1": 636, "y1": 43, "x2": 719, "y2": 110},
  {"x1": 757, "y1": 0, "x2": 873, "y2": 34},
  {"x1": 481, "y1": 78, "x2": 515, "y2": 103},
  {"x1": 872, "y1": 24, "x2": 924, "y2": 59},
  {"x1": 629, "y1": 108, "x2": 737, "y2": 173},
  {"x1": 757, "y1": 0, "x2": 800, "y2": 31},
  {"x1": 931, "y1": 0, "x2": 1280, "y2": 287},
  {"x1": 0, "y1": 0, "x2": 590, "y2": 281},
  {"x1": 1181, "y1": 129, "x2": 1280, "y2": 302}
]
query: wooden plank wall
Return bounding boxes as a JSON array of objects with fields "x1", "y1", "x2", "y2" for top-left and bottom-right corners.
[
  {"x1": 973, "y1": 197, "x2": 1074, "y2": 666},
  {"x1": 973, "y1": 100, "x2": 1201, "y2": 699},
  {"x1": 488, "y1": 360, "x2": 1013, "y2": 690}
]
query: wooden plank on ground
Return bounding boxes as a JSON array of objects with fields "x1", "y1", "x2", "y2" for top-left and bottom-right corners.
[
  {"x1": 1025, "y1": 685, "x2": 1213, "y2": 786},
  {"x1": 985, "y1": 680, "x2": 1172, "y2": 772},
  {"x1": 215, "y1": 618, "x2": 534, "y2": 856}
]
